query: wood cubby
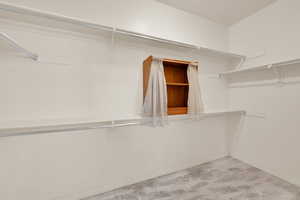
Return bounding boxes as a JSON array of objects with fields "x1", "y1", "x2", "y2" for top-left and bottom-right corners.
[{"x1": 143, "y1": 56, "x2": 194, "y2": 115}]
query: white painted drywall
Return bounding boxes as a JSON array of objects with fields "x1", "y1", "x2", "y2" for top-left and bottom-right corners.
[
  {"x1": 156, "y1": 0, "x2": 277, "y2": 25},
  {"x1": 229, "y1": 0, "x2": 300, "y2": 67},
  {"x1": 0, "y1": 118, "x2": 230, "y2": 200},
  {"x1": 0, "y1": 0, "x2": 229, "y2": 51},
  {"x1": 229, "y1": 0, "x2": 300, "y2": 187},
  {"x1": 0, "y1": 1, "x2": 233, "y2": 199}
]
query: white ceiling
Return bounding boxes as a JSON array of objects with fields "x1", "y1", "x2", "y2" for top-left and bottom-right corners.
[{"x1": 156, "y1": 0, "x2": 277, "y2": 25}]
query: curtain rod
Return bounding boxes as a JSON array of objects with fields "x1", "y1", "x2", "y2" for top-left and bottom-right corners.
[{"x1": 152, "y1": 56, "x2": 198, "y2": 66}]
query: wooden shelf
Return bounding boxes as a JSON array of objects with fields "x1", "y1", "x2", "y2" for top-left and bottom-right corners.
[
  {"x1": 168, "y1": 107, "x2": 188, "y2": 115},
  {"x1": 163, "y1": 59, "x2": 194, "y2": 65},
  {"x1": 167, "y1": 82, "x2": 189, "y2": 86},
  {"x1": 164, "y1": 60, "x2": 189, "y2": 115}
]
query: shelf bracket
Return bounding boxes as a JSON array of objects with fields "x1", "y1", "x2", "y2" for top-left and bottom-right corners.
[
  {"x1": 235, "y1": 57, "x2": 246, "y2": 70},
  {"x1": 271, "y1": 66, "x2": 285, "y2": 86},
  {"x1": 111, "y1": 120, "x2": 115, "y2": 128},
  {"x1": 111, "y1": 27, "x2": 116, "y2": 46},
  {"x1": 0, "y1": 32, "x2": 38, "y2": 61}
]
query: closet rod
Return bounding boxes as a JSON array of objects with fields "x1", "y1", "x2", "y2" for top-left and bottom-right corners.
[
  {"x1": 274, "y1": 58, "x2": 300, "y2": 67},
  {"x1": 0, "y1": 121, "x2": 141, "y2": 138},
  {"x1": 0, "y1": 110, "x2": 246, "y2": 138},
  {"x1": 0, "y1": 32, "x2": 38, "y2": 60}
]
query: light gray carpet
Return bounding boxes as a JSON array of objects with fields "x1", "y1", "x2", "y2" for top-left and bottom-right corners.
[{"x1": 83, "y1": 157, "x2": 300, "y2": 200}]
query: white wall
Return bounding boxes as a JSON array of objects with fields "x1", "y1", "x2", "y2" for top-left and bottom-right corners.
[
  {"x1": 229, "y1": 0, "x2": 300, "y2": 187},
  {"x1": 0, "y1": 118, "x2": 230, "y2": 200},
  {"x1": 0, "y1": 16, "x2": 231, "y2": 126},
  {"x1": 230, "y1": 0, "x2": 300, "y2": 67},
  {"x1": 0, "y1": 1, "x2": 234, "y2": 199}
]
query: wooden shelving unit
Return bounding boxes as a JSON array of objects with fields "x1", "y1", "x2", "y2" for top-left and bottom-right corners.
[
  {"x1": 143, "y1": 56, "x2": 196, "y2": 115},
  {"x1": 164, "y1": 59, "x2": 189, "y2": 115}
]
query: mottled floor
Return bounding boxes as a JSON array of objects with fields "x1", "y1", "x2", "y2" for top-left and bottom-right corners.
[{"x1": 83, "y1": 157, "x2": 300, "y2": 200}]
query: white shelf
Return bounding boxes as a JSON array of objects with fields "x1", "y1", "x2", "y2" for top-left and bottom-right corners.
[
  {"x1": 115, "y1": 28, "x2": 196, "y2": 49},
  {"x1": 0, "y1": 32, "x2": 38, "y2": 60},
  {"x1": 199, "y1": 46, "x2": 245, "y2": 60},
  {"x1": 220, "y1": 58, "x2": 300, "y2": 76},
  {"x1": 114, "y1": 28, "x2": 245, "y2": 59},
  {"x1": 0, "y1": 2, "x2": 114, "y2": 35},
  {"x1": 0, "y1": 2, "x2": 245, "y2": 61},
  {"x1": 0, "y1": 110, "x2": 245, "y2": 138}
]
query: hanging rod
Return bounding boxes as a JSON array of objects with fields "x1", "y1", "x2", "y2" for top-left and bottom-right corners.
[
  {"x1": 227, "y1": 78, "x2": 300, "y2": 88},
  {"x1": 0, "y1": 2, "x2": 245, "y2": 61},
  {"x1": 0, "y1": 32, "x2": 38, "y2": 60},
  {"x1": 0, "y1": 110, "x2": 245, "y2": 138}
]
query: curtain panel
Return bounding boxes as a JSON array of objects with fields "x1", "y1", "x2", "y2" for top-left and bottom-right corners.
[
  {"x1": 187, "y1": 64, "x2": 204, "y2": 118},
  {"x1": 143, "y1": 59, "x2": 168, "y2": 126}
]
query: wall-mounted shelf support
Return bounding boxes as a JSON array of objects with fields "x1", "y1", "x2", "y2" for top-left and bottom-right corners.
[
  {"x1": 0, "y1": 32, "x2": 38, "y2": 60},
  {"x1": 270, "y1": 64, "x2": 284, "y2": 85},
  {"x1": 235, "y1": 57, "x2": 246, "y2": 69},
  {"x1": 111, "y1": 27, "x2": 116, "y2": 46}
]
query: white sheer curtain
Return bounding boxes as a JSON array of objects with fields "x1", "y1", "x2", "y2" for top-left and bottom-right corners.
[
  {"x1": 187, "y1": 64, "x2": 204, "y2": 118},
  {"x1": 143, "y1": 59, "x2": 168, "y2": 126}
]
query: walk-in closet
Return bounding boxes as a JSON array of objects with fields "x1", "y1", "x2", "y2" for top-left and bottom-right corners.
[{"x1": 0, "y1": 0, "x2": 300, "y2": 199}]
